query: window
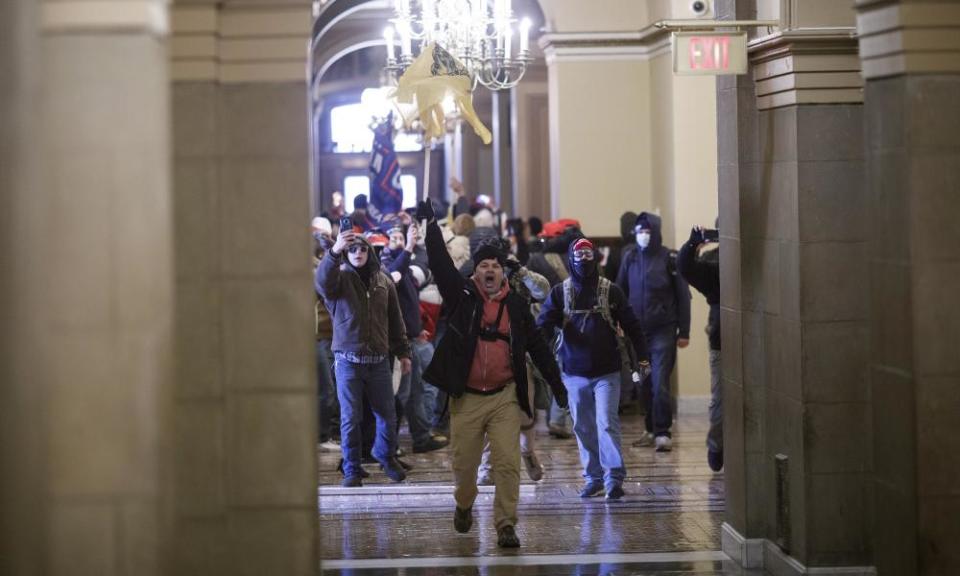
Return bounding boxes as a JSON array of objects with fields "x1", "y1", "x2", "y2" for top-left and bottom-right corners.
[
  {"x1": 330, "y1": 88, "x2": 422, "y2": 154},
  {"x1": 343, "y1": 174, "x2": 419, "y2": 213}
]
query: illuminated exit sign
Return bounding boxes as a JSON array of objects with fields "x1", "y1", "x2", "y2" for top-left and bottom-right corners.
[{"x1": 672, "y1": 31, "x2": 748, "y2": 76}]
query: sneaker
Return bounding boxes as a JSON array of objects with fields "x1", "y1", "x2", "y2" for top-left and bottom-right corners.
[
  {"x1": 341, "y1": 475, "x2": 362, "y2": 487},
  {"x1": 708, "y1": 449, "x2": 724, "y2": 472},
  {"x1": 336, "y1": 459, "x2": 370, "y2": 479},
  {"x1": 477, "y1": 471, "x2": 494, "y2": 486},
  {"x1": 318, "y1": 439, "x2": 340, "y2": 452},
  {"x1": 605, "y1": 484, "x2": 625, "y2": 501},
  {"x1": 548, "y1": 425, "x2": 573, "y2": 440},
  {"x1": 378, "y1": 458, "x2": 407, "y2": 482},
  {"x1": 579, "y1": 481, "x2": 604, "y2": 498},
  {"x1": 412, "y1": 436, "x2": 449, "y2": 453},
  {"x1": 454, "y1": 506, "x2": 473, "y2": 533},
  {"x1": 632, "y1": 431, "x2": 655, "y2": 447},
  {"x1": 497, "y1": 525, "x2": 521, "y2": 548},
  {"x1": 655, "y1": 435, "x2": 673, "y2": 452},
  {"x1": 522, "y1": 452, "x2": 544, "y2": 481}
]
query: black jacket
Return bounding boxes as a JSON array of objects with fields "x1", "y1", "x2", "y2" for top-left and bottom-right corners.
[
  {"x1": 380, "y1": 247, "x2": 424, "y2": 339},
  {"x1": 421, "y1": 220, "x2": 567, "y2": 416},
  {"x1": 678, "y1": 239, "x2": 720, "y2": 351},
  {"x1": 615, "y1": 213, "x2": 691, "y2": 338}
]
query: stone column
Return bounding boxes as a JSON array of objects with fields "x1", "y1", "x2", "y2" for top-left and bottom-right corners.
[
  {"x1": 0, "y1": 0, "x2": 43, "y2": 573},
  {"x1": 35, "y1": 1, "x2": 175, "y2": 574},
  {"x1": 857, "y1": 2, "x2": 960, "y2": 575},
  {"x1": 719, "y1": 0, "x2": 874, "y2": 573},
  {"x1": 171, "y1": 3, "x2": 318, "y2": 575}
]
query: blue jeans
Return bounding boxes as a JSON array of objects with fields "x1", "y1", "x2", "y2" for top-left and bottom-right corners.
[
  {"x1": 316, "y1": 340, "x2": 336, "y2": 442},
  {"x1": 395, "y1": 339, "x2": 435, "y2": 447},
  {"x1": 414, "y1": 340, "x2": 437, "y2": 434},
  {"x1": 642, "y1": 326, "x2": 677, "y2": 438},
  {"x1": 564, "y1": 371, "x2": 625, "y2": 490},
  {"x1": 335, "y1": 358, "x2": 397, "y2": 478}
]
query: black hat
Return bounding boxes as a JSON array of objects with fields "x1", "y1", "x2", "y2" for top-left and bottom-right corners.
[
  {"x1": 353, "y1": 194, "x2": 368, "y2": 211},
  {"x1": 472, "y1": 243, "x2": 506, "y2": 267}
]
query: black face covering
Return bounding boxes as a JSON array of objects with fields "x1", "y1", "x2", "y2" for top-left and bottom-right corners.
[{"x1": 571, "y1": 259, "x2": 597, "y2": 280}]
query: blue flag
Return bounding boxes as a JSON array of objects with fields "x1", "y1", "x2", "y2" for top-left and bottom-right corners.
[{"x1": 369, "y1": 114, "x2": 403, "y2": 217}]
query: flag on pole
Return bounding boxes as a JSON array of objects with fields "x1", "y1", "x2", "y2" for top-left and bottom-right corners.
[
  {"x1": 369, "y1": 113, "x2": 404, "y2": 217},
  {"x1": 392, "y1": 43, "x2": 492, "y2": 145}
]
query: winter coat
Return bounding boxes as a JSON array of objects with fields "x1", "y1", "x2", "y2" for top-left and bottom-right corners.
[
  {"x1": 314, "y1": 237, "x2": 410, "y2": 359},
  {"x1": 615, "y1": 212, "x2": 691, "y2": 338},
  {"x1": 421, "y1": 220, "x2": 567, "y2": 417},
  {"x1": 380, "y1": 247, "x2": 424, "y2": 339},
  {"x1": 678, "y1": 239, "x2": 721, "y2": 351}
]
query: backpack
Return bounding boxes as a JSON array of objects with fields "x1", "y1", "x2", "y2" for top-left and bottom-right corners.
[{"x1": 559, "y1": 277, "x2": 642, "y2": 377}]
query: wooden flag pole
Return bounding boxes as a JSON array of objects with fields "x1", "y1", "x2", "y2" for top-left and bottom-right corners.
[{"x1": 422, "y1": 138, "x2": 432, "y2": 202}]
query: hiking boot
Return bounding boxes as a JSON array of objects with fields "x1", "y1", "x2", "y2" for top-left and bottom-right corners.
[
  {"x1": 655, "y1": 435, "x2": 673, "y2": 452},
  {"x1": 341, "y1": 476, "x2": 362, "y2": 487},
  {"x1": 522, "y1": 452, "x2": 544, "y2": 481},
  {"x1": 708, "y1": 449, "x2": 724, "y2": 472},
  {"x1": 579, "y1": 481, "x2": 604, "y2": 498},
  {"x1": 412, "y1": 436, "x2": 448, "y2": 453},
  {"x1": 336, "y1": 459, "x2": 370, "y2": 479},
  {"x1": 632, "y1": 431, "x2": 655, "y2": 447},
  {"x1": 453, "y1": 506, "x2": 473, "y2": 533},
  {"x1": 605, "y1": 484, "x2": 625, "y2": 501},
  {"x1": 378, "y1": 458, "x2": 407, "y2": 482},
  {"x1": 497, "y1": 525, "x2": 521, "y2": 548}
]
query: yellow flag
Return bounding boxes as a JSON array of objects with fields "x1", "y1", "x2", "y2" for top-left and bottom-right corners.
[{"x1": 392, "y1": 43, "x2": 492, "y2": 145}]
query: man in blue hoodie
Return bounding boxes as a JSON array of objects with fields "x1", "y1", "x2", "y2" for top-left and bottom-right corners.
[
  {"x1": 616, "y1": 212, "x2": 691, "y2": 452},
  {"x1": 539, "y1": 238, "x2": 649, "y2": 500}
]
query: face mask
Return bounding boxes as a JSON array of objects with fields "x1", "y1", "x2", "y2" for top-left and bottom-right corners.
[
  {"x1": 572, "y1": 259, "x2": 597, "y2": 278},
  {"x1": 636, "y1": 232, "x2": 651, "y2": 248}
]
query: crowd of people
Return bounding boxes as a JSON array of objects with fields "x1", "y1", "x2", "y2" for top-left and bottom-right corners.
[{"x1": 312, "y1": 180, "x2": 722, "y2": 548}]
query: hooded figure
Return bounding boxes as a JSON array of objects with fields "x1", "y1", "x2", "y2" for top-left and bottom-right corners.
[
  {"x1": 614, "y1": 212, "x2": 691, "y2": 452},
  {"x1": 537, "y1": 237, "x2": 649, "y2": 500}
]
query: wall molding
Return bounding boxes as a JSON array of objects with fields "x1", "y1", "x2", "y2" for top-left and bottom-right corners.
[
  {"x1": 856, "y1": 1, "x2": 960, "y2": 79},
  {"x1": 541, "y1": 31, "x2": 672, "y2": 65},
  {"x1": 748, "y1": 28, "x2": 862, "y2": 110},
  {"x1": 722, "y1": 523, "x2": 877, "y2": 576},
  {"x1": 42, "y1": 0, "x2": 170, "y2": 36},
  {"x1": 170, "y1": 5, "x2": 310, "y2": 84}
]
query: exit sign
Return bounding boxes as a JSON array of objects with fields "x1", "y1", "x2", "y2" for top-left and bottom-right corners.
[{"x1": 672, "y1": 31, "x2": 748, "y2": 76}]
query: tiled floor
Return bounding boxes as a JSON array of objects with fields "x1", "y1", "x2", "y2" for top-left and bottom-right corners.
[{"x1": 319, "y1": 407, "x2": 731, "y2": 575}]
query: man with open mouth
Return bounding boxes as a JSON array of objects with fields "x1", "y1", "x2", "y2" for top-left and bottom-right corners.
[{"x1": 416, "y1": 200, "x2": 567, "y2": 549}]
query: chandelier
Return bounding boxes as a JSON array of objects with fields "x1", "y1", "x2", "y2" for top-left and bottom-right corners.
[{"x1": 383, "y1": 0, "x2": 533, "y2": 91}]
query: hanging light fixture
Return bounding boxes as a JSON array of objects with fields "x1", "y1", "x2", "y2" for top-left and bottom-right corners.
[{"x1": 383, "y1": 0, "x2": 533, "y2": 91}]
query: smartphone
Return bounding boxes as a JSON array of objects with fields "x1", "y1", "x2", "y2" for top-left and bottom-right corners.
[
  {"x1": 340, "y1": 216, "x2": 353, "y2": 234},
  {"x1": 703, "y1": 229, "x2": 719, "y2": 242}
]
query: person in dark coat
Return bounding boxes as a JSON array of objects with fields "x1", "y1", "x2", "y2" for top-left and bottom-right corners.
[
  {"x1": 615, "y1": 212, "x2": 691, "y2": 452},
  {"x1": 415, "y1": 200, "x2": 567, "y2": 549},
  {"x1": 538, "y1": 238, "x2": 649, "y2": 500},
  {"x1": 678, "y1": 225, "x2": 722, "y2": 471}
]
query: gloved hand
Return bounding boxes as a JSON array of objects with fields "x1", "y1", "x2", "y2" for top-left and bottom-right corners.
[
  {"x1": 504, "y1": 256, "x2": 521, "y2": 274},
  {"x1": 415, "y1": 200, "x2": 436, "y2": 223},
  {"x1": 688, "y1": 225, "x2": 705, "y2": 247}
]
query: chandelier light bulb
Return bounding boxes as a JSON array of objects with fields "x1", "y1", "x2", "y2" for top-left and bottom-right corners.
[
  {"x1": 519, "y1": 17, "x2": 531, "y2": 53},
  {"x1": 384, "y1": 26, "x2": 396, "y2": 61}
]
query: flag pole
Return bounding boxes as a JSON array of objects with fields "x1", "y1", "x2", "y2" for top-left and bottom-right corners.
[{"x1": 422, "y1": 138, "x2": 431, "y2": 203}]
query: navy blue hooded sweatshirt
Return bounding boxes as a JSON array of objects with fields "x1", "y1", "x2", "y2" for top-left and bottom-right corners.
[
  {"x1": 615, "y1": 212, "x2": 691, "y2": 338},
  {"x1": 538, "y1": 240, "x2": 649, "y2": 378}
]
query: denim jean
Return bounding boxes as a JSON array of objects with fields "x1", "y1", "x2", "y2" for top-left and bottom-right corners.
[
  {"x1": 335, "y1": 358, "x2": 397, "y2": 478},
  {"x1": 316, "y1": 340, "x2": 336, "y2": 442},
  {"x1": 414, "y1": 340, "x2": 437, "y2": 435},
  {"x1": 642, "y1": 326, "x2": 677, "y2": 438},
  {"x1": 564, "y1": 371, "x2": 625, "y2": 490},
  {"x1": 395, "y1": 339, "x2": 435, "y2": 448},
  {"x1": 707, "y1": 349, "x2": 723, "y2": 453}
]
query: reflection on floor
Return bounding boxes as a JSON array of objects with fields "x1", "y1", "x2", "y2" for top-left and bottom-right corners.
[{"x1": 319, "y1": 408, "x2": 737, "y2": 575}]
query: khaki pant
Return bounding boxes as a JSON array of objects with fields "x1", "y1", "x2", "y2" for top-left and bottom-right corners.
[{"x1": 451, "y1": 381, "x2": 522, "y2": 529}]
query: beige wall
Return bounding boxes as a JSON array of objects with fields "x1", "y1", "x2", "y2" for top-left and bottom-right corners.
[{"x1": 549, "y1": 57, "x2": 654, "y2": 236}]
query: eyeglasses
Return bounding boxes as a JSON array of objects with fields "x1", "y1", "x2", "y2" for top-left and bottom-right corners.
[
  {"x1": 572, "y1": 249, "x2": 595, "y2": 261},
  {"x1": 347, "y1": 244, "x2": 369, "y2": 254}
]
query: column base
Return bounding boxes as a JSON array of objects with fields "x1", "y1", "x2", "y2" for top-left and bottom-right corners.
[{"x1": 721, "y1": 523, "x2": 876, "y2": 576}]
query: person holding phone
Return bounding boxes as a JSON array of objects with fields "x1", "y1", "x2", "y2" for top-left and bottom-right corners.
[
  {"x1": 315, "y1": 225, "x2": 412, "y2": 487},
  {"x1": 678, "y1": 224, "x2": 723, "y2": 471}
]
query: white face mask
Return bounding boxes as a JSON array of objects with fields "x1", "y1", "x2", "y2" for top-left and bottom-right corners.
[{"x1": 636, "y1": 232, "x2": 651, "y2": 248}]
